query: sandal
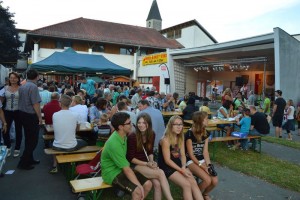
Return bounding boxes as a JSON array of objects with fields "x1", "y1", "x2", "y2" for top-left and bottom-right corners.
[{"x1": 203, "y1": 194, "x2": 212, "y2": 200}]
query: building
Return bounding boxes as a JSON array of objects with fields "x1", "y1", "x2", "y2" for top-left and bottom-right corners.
[{"x1": 166, "y1": 28, "x2": 300, "y2": 104}]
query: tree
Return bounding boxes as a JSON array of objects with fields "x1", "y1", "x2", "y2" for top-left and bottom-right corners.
[{"x1": 0, "y1": 1, "x2": 21, "y2": 67}]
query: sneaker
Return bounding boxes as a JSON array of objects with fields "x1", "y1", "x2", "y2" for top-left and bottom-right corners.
[
  {"x1": 49, "y1": 166, "x2": 58, "y2": 174},
  {"x1": 7, "y1": 148, "x2": 11, "y2": 157},
  {"x1": 13, "y1": 150, "x2": 20, "y2": 157}
]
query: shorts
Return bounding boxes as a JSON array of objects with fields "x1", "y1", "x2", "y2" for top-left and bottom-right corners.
[
  {"x1": 112, "y1": 170, "x2": 148, "y2": 194},
  {"x1": 186, "y1": 159, "x2": 205, "y2": 167},
  {"x1": 272, "y1": 115, "x2": 283, "y2": 127}
]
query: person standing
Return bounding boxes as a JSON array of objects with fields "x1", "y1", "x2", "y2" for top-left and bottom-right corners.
[
  {"x1": 18, "y1": 69, "x2": 42, "y2": 170},
  {"x1": 0, "y1": 72, "x2": 23, "y2": 157},
  {"x1": 247, "y1": 90, "x2": 256, "y2": 106},
  {"x1": 79, "y1": 76, "x2": 97, "y2": 100},
  {"x1": 101, "y1": 112, "x2": 152, "y2": 199},
  {"x1": 283, "y1": 99, "x2": 295, "y2": 140},
  {"x1": 262, "y1": 94, "x2": 271, "y2": 115},
  {"x1": 272, "y1": 90, "x2": 286, "y2": 138},
  {"x1": 297, "y1": 101, "x2": 300, "y2": 136}
]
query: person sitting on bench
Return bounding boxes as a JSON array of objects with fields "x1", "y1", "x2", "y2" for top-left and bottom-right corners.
[
  {"x1": 50, "y1": 94, "x2": 88, "y2": 173},
  {"x1": 248, "y1": 106, "x2": 270, "y2": 150},
  {"x1": 101, "y1": 112, "x2": 152, "y2": 199}
]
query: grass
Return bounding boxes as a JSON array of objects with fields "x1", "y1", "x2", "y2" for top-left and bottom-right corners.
[
  {"x1": 262, "y1": 136, "x2": 300, "y2": 150},
  {"x1": 211, "y1": 143, "x2": 300, "y2": 192}
]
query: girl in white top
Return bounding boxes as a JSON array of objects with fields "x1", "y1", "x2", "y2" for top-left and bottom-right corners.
[{"x1": 284, "y1": 99, "x2": 295, "y2": 140}]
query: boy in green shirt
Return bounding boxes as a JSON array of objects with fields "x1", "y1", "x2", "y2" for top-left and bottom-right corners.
[{"x1": 101, "y1": 112, "x2": 152, "y2": 199}]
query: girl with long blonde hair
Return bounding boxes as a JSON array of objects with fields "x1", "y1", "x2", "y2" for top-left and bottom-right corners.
[{"x1": 158, "y1": 115, "x2": 203, "y2": 200}]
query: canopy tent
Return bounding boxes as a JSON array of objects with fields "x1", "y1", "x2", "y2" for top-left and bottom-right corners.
[{"x1": 30, "y1": 48, "x2": 131, "y2": 76}]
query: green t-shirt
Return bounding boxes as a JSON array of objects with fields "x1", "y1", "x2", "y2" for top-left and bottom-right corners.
[
  {"x1": 263, "y1": 98, "x2": 271, "y2": 114},
  {"x1": 101, "y1": 131, "x2": 130, "y2": 184}
]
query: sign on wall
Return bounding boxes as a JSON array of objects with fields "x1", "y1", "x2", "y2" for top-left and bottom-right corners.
[{"x1": 142, "y1": 52, "x2": 167, "y2": 66}]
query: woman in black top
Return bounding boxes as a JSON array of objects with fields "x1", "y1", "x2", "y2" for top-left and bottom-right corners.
[{"x1": 185, "y1": 111, "x2": 218, "y2": 200}]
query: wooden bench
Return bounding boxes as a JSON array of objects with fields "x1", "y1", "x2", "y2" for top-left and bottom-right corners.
[
  {"x1": 44, "y1": 146, "x2": 101, "y2": 155},
  {"x1": 209, "y1": 135, "x2": 262, "y2": 160},
  {"x1": 42, "y1": 134, "x2": 54, "y2": 140},
  {"x1": 56, "y1": 152, "x2": 97, "y2": 181},
  {"x1": 70, "y1": 177, "x2": 112, "y2": 200}
]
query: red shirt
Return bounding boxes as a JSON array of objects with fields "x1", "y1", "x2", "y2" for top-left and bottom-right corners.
[
  {"x1": 43, "y1": 100, "x2": 61, "y2": 124},
  {"x1": 126, "y1": 132, "x2": 155, "y2": 163}
]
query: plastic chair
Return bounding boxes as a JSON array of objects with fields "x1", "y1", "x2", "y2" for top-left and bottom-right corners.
[{"x1": 75, "y1": 149, "x2": 102, "y2": 179}]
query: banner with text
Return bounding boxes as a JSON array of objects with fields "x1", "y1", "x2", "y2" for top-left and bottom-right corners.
[{"x1": 142, "y1": 52, "x2": 167, "y2": 66}]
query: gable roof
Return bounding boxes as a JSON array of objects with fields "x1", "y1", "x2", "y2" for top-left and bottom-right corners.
[
  {"x1": 160, "y1": 19, "x2": 218, "y2": 43},
  {"x1": 27, "y1": 18, "x2": 182, "y2": 49},
  {"x1": 146, "y1": 0, "x2": 162, "y2": 21}
]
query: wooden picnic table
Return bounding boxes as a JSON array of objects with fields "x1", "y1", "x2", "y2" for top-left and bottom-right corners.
[
  {"x1": 184, "y1": 118, "x2": 236, "y2": 127},
  {"x1": 44, "y1": 123, "x2": 93, "y2": 134},
  {"x1": 161, "y1": 111, "x2": 183, "y2": 116}
]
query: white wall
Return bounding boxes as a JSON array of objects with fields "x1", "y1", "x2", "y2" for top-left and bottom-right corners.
[{"x1": 176, "y1": 26, "x2": 215, "y2": 48}]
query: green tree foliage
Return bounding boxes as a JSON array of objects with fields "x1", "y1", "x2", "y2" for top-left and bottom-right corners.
[{"x1": 0, "y1": 1, "x2": 21, "y2": 67}]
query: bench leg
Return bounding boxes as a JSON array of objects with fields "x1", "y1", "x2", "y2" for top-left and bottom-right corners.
[
  {"x1": 258, "y1": 137, "x2": 262, "y2": 153},
  {"x1": 86, "y1": 189, "x2": 103, "y2": 200},
  {"x1": 212, "y1": 143, "x2": 217, "y2": 161}
]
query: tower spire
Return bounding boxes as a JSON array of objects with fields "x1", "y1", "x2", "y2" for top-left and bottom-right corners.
[{"x1": 146, "y1": 0, "x2": 162, "y2": 31}]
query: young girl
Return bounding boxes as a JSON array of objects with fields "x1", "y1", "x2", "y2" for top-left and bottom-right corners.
[
  {"x1": 283, "y1": 99, "x2": 295, "y2": 140},
  {"x1": 185, "y1": 111, "x2": 218, "y2": 200},
  {"x1": 158, "y1": 115, "x2": 203, "y2": 200},
  {"x1": 127, "y1": 113, "x2": 173, "y2": 200}
]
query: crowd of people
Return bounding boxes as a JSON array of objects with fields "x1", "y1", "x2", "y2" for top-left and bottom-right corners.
[{"x1": 1, "y1": 71, "x2": 300, "y2": 199}]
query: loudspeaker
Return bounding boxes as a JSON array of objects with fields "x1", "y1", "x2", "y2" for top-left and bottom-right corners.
[
  {"x1": 235, "y1": 77, "x2": 243, "y2": 86},
  {"x1": 241, "y1": 75, "x2": 249, "y2": 84},
  {"x1": 164, "y1": 78, "x2": 170, "y2": 84}
]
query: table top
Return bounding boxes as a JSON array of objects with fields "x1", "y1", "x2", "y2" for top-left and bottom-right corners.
[
  {"x1": 161, "y1": 111, "x2": 183, "y2": 116},
  {"x1": 44, "y1": 123, "x2": 92, "y2": 133},
  {"x1": 56, "y1": 152, "x2": 96, "y2": 164},
  {"x1": 184, "y1": 118, "x2": 236, "y2": 126}
]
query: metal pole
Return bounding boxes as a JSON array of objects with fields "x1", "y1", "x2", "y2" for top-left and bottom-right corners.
[{"x1": 263, "y1": 60, "x2": 266, "y2": 97}]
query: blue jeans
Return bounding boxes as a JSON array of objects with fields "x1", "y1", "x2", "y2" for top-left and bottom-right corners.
[{"x1": 248, "y1": 129, "x2": 263, "y2": 149}]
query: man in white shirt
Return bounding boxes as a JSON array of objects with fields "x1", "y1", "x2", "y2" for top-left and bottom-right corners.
[
  {"x1": 69, "y1": 95, "x2": 88, "y2": 124},
  {"x1": 50, "y1": 94, "x2": 87, "y2": 173},
  {"x1": 131, "y1": 88, "x2": 142, "y2": 109}
]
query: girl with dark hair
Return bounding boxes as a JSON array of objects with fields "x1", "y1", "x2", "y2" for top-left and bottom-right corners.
[
  {"x1": 127, "y1": 113, "x2": 173, "y2": 200},
  {"x1": 158, "y1": 115, "x2": 203, "y2": 200},
  {"x1": 185, "y1": 111, "x2": 218, "y2": 200},
  {"x1": 0, "y1": 72, "x2": 23, "y2": 157}
]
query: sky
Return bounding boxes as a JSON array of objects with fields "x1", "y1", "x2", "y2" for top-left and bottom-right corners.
[{"x1": 3, "y1": 0, "x2": 300, "y2": 42}]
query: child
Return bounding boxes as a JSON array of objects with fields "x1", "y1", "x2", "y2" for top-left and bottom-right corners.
[
  {"x1": 231, "y1": 108, "x2": 251, "y2": 150},
  {"x1": 96, "y1": 113, "x2": 112, "y2": 139}
]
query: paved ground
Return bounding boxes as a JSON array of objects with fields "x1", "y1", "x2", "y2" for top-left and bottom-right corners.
[{"x1": 1, "y1": 103, "x2": 300, "y2": 200}]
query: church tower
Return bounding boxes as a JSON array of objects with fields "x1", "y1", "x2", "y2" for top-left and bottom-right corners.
[{"x1": 146, "y1": 0, "x2": 162, "y2": 31}]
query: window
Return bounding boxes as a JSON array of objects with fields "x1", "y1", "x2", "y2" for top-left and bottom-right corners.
[
  {"x1": 166, "y1": 29, "x2": 182, "y2": 39},
  {"x1": 56, "y1": 40, "x2": 72, "y2": 49},
  {"x1": 120, "y1": 47, "x2": 133, "y2": 55},
  {"x1": 56, "y1": 41, "x2": 63, "y2": 49},
  {"x1": 137, "y1": 48, "x2": 147, "y2": 56},
  {"x1": 148, "y1": 21, "x2": 151, "y2": 27},
  {"x1": 138, "y1": 77, "x2": 152, "y2": 84},
  {"x1": 92, "y1": 45, "x2": 105, "y2": 52}
]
